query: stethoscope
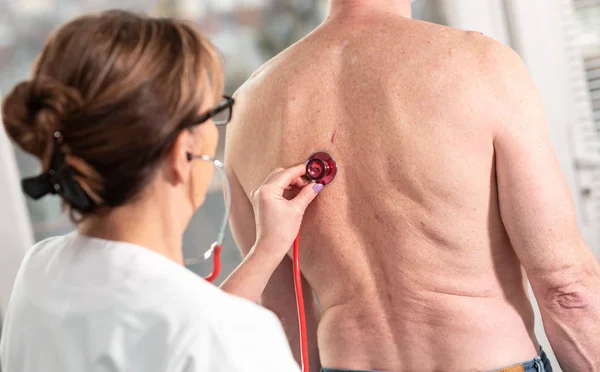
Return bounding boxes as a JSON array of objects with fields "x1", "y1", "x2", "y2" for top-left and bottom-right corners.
[
  {"x1": 293, "y1": 151, "x2": 337, "y2": 372},
  {"x1": 186, "y1": 151, "x2": 337, "y2": 372},
  {"x1": 182, "y1": 151, "x2": 336, "y2": 277}
]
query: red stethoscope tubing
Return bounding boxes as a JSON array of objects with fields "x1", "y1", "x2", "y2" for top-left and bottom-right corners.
[
  {"x1": 205, "y1": 237, "x2": 309, "y2": 371},
  {"x1": 198, "y1": 154, "x2": 312, "y2": 370},
  {"x1": 293, "y1": 229, "x2": 309, "y2": 372},
  {"x1": 204, "y1": 244, "x2": 222, "y2": 283}
]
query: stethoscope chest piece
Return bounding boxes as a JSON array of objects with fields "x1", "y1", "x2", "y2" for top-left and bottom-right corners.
[{"x1": 306, "y1": 151, "x2": 337, "y2": 185}]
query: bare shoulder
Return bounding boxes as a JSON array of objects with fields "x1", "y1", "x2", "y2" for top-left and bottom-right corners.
[
  {"x1": 225, "y1": 51, "x2": 293, "y2": 187},
  {"x1": 228, "y1": 34, "x2": 313, "y2": 136},
  {"x1": 235, "y1": 27, "x2": 317, "y2": 100},
  {"x1": 231, "y1": 44, "x2": 298, "y2": 119},
  {"x1": 465, "y1": 31, "x2": 530, "y2": 89},
  {"x1": 463, "y1": 32, "x2": 544, "y2": 133},
  {"x1": 446, "y1": 30, "x2": 527, "y2": 90},
  {"x1": 435, "y1": 29, "x2": 540, "y2": 131}
]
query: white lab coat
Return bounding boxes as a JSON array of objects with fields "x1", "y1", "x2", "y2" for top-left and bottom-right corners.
[{"x1": 0, "y1": 232, "x2": 300, "y2": 372}]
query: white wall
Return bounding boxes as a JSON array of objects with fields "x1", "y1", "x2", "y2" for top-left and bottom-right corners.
[{"x1": 0, "y1": 103, "x2": 34, "y2": 319}]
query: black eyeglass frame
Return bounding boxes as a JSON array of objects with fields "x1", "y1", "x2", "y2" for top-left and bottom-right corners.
[{"x1": 193, "y1": 95, "x2": 235, "y2": 127}]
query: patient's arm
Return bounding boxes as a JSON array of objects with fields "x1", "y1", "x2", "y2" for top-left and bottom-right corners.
[{"x1": 491, "y1": 44, "x2": 600, "y2": 371}]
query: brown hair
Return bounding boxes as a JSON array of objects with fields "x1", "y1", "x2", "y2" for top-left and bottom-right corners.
[{"x1": 1, "y1": 10, "x2": 223, "y2": 217}]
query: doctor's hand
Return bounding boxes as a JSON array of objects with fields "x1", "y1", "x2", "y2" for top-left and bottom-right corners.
[
  {"x1": 220, "y1": 164, "x2": 321, "y2": 302},
  {"x1": 250, "y1": 164, "x2": 323, "y2": 260}
]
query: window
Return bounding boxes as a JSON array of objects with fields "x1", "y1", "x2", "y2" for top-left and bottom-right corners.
[{"x1": 573, "y1": 0, "x2": 600, "y2": 233}]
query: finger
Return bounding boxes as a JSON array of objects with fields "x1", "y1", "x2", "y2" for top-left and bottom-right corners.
[
  {"x1": 288, "y1": 176, "x2": 311, "y2": 189},
  {"x1": 291, "y1": 182, "x2": 322, "y2": 210},
  {"x1": 285, "y1": 185, "x2": 302, "y2": 192},
  {"x1": 267, "y1": 164, "x2": 308, "y2": 189}
]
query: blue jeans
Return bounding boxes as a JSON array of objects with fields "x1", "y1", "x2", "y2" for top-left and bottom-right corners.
[{"x1": 322, "y1": 348, "x2": 553, "y2": 372}]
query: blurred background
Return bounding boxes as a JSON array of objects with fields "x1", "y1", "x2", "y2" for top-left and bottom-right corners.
[{"x1": 0, "y1": 1, "x2": 599, "y2": 370}]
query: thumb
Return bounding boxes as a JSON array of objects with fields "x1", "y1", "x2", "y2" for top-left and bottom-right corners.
[{"x1": 291, "y1": 182, "x2": 323, "y2": 210}]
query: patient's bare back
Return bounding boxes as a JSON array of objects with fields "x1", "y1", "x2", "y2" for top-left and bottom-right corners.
[{"x1": 230, "y1": 14, "x2": 540, "y2": 371}]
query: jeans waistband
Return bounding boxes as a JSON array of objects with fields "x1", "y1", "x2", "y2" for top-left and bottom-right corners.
[
  {"x1": 491, "y1": 348, "x2": 553, "y2": 372},
  {"x1": 322, "y1": 348, "x2": 553, "y2": 372}
]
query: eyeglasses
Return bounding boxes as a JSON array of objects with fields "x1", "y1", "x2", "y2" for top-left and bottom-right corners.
[
  {"x1": 194, "y1": 95, "x2": 235, "y2": 126},
  {"x1": 162, "y1": 95, "x2": 234, "y2": 154}
]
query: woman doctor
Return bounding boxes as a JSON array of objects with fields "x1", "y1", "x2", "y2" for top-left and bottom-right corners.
[{"x1": 0, "y1": 10, "x2": 321, "y2": 372}]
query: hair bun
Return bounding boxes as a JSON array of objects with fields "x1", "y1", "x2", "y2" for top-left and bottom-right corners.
[{"x1": 1, "y1": 77, "x2": 83, "y2": 168}]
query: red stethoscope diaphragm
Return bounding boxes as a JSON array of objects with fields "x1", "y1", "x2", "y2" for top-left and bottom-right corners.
[{"x1": 305, "y1": 152, "x2": 337, "y2": 185}]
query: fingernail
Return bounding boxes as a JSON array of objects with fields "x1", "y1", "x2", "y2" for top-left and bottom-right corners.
[{"x1": 313, "y1": 183, "x2": 324, "y2": 193}]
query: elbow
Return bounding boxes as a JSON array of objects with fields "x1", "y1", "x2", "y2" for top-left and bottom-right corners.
[
  {"x1": 543, "y1": 285, "x2": 593, "y2": 312},
  {"x1": 539, "y1": 271, "x2": 600, "y2": 314},
  {"x1": 536, "y1": 252, "x2": 600, "y2": 314}
]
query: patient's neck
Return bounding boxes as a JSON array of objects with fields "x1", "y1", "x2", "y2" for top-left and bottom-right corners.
[{"x1": 329, "y1": 0, "x2": 412, "y2": 19}]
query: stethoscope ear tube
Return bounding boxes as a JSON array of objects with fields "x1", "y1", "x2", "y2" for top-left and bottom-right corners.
[{"x1": 184, "y1": 157, "x2": 231, "y2": 283}]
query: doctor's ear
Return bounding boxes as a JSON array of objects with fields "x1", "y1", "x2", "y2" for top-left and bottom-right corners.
[{"x1": 167, "y1": 129, "x2": 202, "y2": 184}]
